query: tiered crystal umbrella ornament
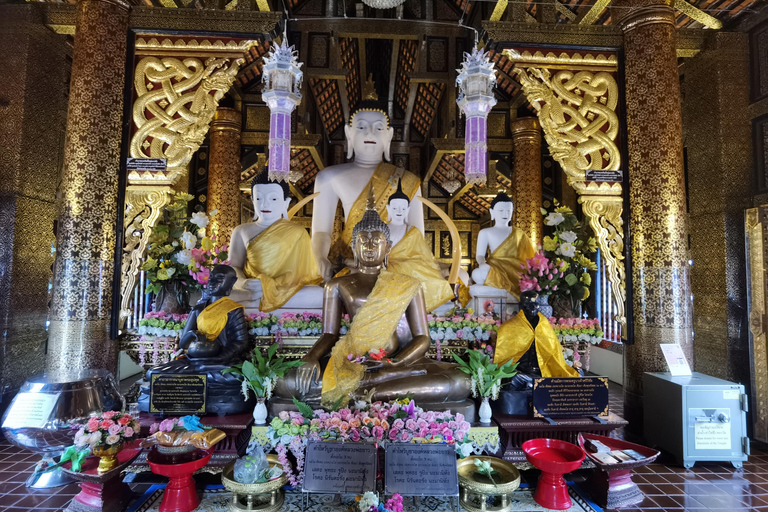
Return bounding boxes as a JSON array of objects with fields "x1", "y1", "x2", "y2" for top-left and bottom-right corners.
[
  {"x1": 262, "y1": 40, "x2": 303, "y2": 183},
  {"x1": 456, "y1": 48, "x2": 497, "y2": 186}
]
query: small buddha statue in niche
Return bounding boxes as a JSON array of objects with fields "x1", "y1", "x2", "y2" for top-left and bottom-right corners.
[
  {"x1": 229, "y1": 169, "x2": 323, "y2": 312},
  {"x1": 471, "y1": 192, "x2": 535, "y2": 299},
  {"x1": 311, "y1": 80, "x2": 424, "y2": 280},
  {"x1": 385, "y1": 180, "x2": 454, "y2": 312},
  {"x1": 273, "y1": 191, "x2": 472, "y2": 413},
  {"x1": 139, "y1": 265, "x2": 252, "y2": 415},
  {"x1": 493, "y1": 290, "x2": 579, "y2": 415}
]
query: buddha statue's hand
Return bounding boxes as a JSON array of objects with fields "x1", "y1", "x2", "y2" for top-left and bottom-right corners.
[
  {"x1": 243, "y1": 279, "x2": 263, "y2": 294},
  {"x1": 296, "y1": 355, "x2": 321, "y2": 395},
  {"x1": 362, "y1": 358, "x2": 404, "y2": 372},
  {"x1": 317, "y1": 257, "x2": 333, "y2": 281}
]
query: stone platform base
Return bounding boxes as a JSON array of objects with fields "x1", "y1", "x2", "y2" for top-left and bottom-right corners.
[
  {"x1": 494, "y1": 412, "x2": 628, "y2": 462},
  {"x1": 128, "y1": 412, "x2": 253, "y2": 472},
  {"x1": 267, "y1": 397, "x2": 477, "y2": 423}
]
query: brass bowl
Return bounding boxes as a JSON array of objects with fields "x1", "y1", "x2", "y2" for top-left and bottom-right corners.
[
  {"x1": 457, "y1": 456, "x2": 521, "y2": 495},
  {"x1": 221, "y1": 454, "x2": 288, "y2": 495}
]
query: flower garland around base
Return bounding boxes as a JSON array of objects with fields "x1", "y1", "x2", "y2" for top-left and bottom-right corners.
[
  {"x1": 137, "y1": 311, "x2": 188, "y2": 337},
  {"x1": 550, "y1": 317, "x2": 604, "y2": 345},
  {"x1": 266, "y1": 398, "x2": 474, "y2": 486}
]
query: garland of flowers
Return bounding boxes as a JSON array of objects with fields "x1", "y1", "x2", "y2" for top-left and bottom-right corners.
[
  {"x1": 137, "y1": 311, "x2": 189, "y2": 336},
  {"x1": 550, "y1": 317, "x2": 604, "y2": 345},
  {"x1": 266, "y1": 399, "x2": 474, "y2": 486},
  {"x1": 427, "y1": 312, "x2": 500, "y2": 344},
  {"x1": 248, "y1": 312, "x2": 352, "y2": 337}
]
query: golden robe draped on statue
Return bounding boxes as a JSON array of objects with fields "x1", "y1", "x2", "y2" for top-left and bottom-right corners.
[
  {"x1": 196, "y1": 297, "x2": 244, "y2": 341},
  {"x1": 388, "y1": 227, "x2": 453, "y2": 312},
  {"x1": 321, "y1": 271, "x2": 421, "y2": 408},
  {"x1": 494, "y1": 311, "x2": 578, "y2": 378},
  {"x1": 485, "y1": 229, "x2": 536, "y2": 299},
  {"x1": 244, "y1": 219, "x2": 323, "y2": 312}
]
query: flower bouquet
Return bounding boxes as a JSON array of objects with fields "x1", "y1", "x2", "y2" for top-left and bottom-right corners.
[
  {"x1": 453, "y1": 349, "x2": 518, "y2": 424},
  {"x1": 145, "y1": 415, "x2": 225, "y2": 454},
  {"x1": 357, "y1": 492, "x2": 403, "y2": 512},
  {"x1": 73, "y1": 411, "x2": 140, "y2": 473},
  {"x1": 540, "y1": 201, "x2": 597, "y2": 317},
  {"x1": 518, "y1": 252, "x2": 564, "y2": 296}
]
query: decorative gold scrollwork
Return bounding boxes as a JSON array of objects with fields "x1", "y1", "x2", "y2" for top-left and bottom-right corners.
[
  {"x1": 513, "y1": 61, "x2": 626, "y2": 336},
  {"x1": 119, "y1": 187, "x2": 172, "y2": 329},
  {"x1": 130, "y1": 56, "x2": 245, "y2": 184}
]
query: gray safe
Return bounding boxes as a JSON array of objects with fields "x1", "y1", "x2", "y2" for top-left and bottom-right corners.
[{"x1": 643, "y1": 372, "x2": 749, "y2": 469}]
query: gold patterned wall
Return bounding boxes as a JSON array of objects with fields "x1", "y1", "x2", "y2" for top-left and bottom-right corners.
[
  {"x1": 682, "y1": 32, "x2": 751, "y2": 387},
  {"x1": 0, "y1": 6, "x2": 69, "y2": 398}
]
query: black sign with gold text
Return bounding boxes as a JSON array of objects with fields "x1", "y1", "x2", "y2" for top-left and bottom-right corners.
[
  {"x1": 150, "y1": 374, "x2": 207, "y2": 414},
  {"x1": 532, "y1": 377, "x2": 609, "y2": 418}
]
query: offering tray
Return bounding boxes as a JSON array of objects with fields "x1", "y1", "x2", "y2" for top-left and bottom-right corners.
[
  {"x1": 457, "y1": 456, "x2": 520, "y2": 512},
  {"x1": 522, "y1": 438, "x2": 585, "y2": 511},
  {"x1": 221, "y1": 454, "x2": 288, "y2": 512},
  {"x1": 148, "y1": 447, "x2": 213, "y2": 512},
  {"x1": 578, "y1": 433, "x2": 660, "y2": 509}
]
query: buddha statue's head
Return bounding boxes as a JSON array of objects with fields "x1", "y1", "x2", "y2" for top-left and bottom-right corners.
[
  {"x1": 345, "y1": 81, "x2": 394, "y2": 163},
  {"x1": 386, "y1": 178, "x2": 410, "y2": 227},
  {"x1": 251, "y1": 169, "x2": 291, "y2": 224},
  {"x1": 520, "y1": 290, "x2": 540, "y2": 318},
  {"x1": 352, "y1": 185, "x2": 392, "y2": 269},
  {"x1": 206, "y1": 264, "x2": 238, "y2": 297},
  {"x1": 489, "y1": 192, "x2": 514, "y2": 227}
]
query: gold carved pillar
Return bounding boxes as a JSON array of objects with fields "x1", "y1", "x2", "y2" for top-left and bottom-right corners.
[
  {"x1": 616, "y1": 0, "x2": 691, "y2": 430},
  {"x1": 510, "y1": 118, "x2": 543, "y2": 246},
  {"x1": 47, "y1": 0, "x2": 130, "y2": 377},
  {"x1": 207, "y1": 107, "x2": 242, "y2": 246}
]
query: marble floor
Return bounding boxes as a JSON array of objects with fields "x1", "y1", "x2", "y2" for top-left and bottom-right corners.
[{"x1": 0, "y1": 383, "x2": 766, "y2": 512}]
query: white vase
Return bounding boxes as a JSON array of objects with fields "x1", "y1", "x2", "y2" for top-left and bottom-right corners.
[
  {"x1": 479, "y1": 396, "x2": 492, "y2": 425},
  {"x1": 253, "y1": 397, "x2": 268, "y2": 425}
]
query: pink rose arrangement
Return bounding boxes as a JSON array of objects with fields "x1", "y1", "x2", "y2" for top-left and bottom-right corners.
[
  {"x1": 518, "y1": 251, "x2": 564, "y2": 295},
  {"x1": 74, "y1": 411, "x2": 140, "y2": 449},
  {"x1": 267, "y1": 399, "x2": 474, "y2": 486}
]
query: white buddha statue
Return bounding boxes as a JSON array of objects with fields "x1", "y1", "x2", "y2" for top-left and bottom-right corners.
[
  {"x1": 471, "y1": 192, "x2": 535, "y2": 300},
  {"x1": 229, "y1": 170, "x2": 323, "y2": 313},
  {"x1": 311, "y1": 84, "x2": 424, "y2": 280}
]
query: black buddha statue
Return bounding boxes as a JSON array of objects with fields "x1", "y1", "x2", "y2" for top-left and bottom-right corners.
[{"x1": 138, "y1": 265, "x2": 252, "y2": 416}]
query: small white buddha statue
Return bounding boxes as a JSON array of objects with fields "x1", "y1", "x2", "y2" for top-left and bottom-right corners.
[
  {"x1": 471, "y1": 192, "x2": 535, "y2": 299},
  {"x1": 311, "y1": 82, "x2": 424, "y2": 280},
  {"x1": 229, "y1": 170, "x2": 323, "y2": 313}
]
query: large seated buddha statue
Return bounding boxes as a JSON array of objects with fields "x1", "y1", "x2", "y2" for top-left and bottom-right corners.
[
  {"x1": 139, "y1": 265, "x2": 252, "y2": 415},
  {"x1": 311, "y1": 82, "x2": 423, "y2": 280},
  {"x1": 385, "y1": 180, "x2": 455, "y2": 312},
  {"x1": 471, "y1": 192, "x2": 535, "y2": 304},
  {"x1": 228, "y1": 169, "x2": 323, "y2": 313},
  {"x1": 273, "y1": 196, "x2": 474, "y2": 418}
]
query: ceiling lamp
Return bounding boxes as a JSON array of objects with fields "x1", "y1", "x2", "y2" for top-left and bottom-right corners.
[
  {"x1": 361, "y1": 0, "x2": 406, "y2": 9},
  {"x1": 442, "y1": 161, "x2": 463, "y2": 194},
  {"x1": 262, "y1": 39, "x2": 303, "y2": 183},
  {"x1": 456, "y1": 47, "x2": 497, "y2": 186}
]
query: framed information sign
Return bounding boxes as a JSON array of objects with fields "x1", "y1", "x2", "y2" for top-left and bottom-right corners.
[
  {"x1": 532, "y1": 377, "x2": 610, "y2": 418},
  {"x1": 384, "y1": 443, "x2": 459, "y2": 497},
  {"x1": 149, "y1": 374, "x2": 206, "y2": 414},
  {"x1": 302, "y1": 441, "x2": 377, "y2": 494}
]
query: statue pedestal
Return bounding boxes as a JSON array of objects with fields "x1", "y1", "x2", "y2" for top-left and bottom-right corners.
[
  {"x1": 468, "y1": 285, "x2": 519, "y2": 321},
  {"x1": 230, "y1": 285, "x2": 324, "y2": 317}
]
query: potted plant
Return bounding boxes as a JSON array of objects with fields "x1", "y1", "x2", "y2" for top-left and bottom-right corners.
[
  {"x1": 223, "y1": 344, "x2": 305, "y2": 425},
  {"x1": 539, "y1": 201, "x2": 598, "y2": 319},
  {"x1": 453, "y1": 349, "x2": 518, "y2": 424},
  {"x1": 73, "y1": 411, "x2": 140, "y2": 473}
]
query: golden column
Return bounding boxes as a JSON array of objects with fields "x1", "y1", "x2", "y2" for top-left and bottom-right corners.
[
  {"x1": 207, "y1": 107, "x2": 243, "y2": 246},
  {"x1": 46, "y1": 0, "x2": 130, "y2": 377},
  {"x1": 510, "y1": 117, "x2": 543, "y2": 246},
  {"x1": 615, "y1": 0, "x2": 691, "y2": 429}
]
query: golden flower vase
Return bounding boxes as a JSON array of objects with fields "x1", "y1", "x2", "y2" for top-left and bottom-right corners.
[{"x1": 93, "y1": 443, "x2": 124, "y2": 474}]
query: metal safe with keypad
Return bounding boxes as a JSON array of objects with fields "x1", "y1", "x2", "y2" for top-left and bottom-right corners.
[{"x1": 643, "y1": 372, "x2": 749, "y2": 469}]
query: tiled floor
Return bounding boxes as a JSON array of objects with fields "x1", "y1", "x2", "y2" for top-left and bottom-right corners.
[{"x1": 1, "y1": 383, "x2": 766, "y2": 512}]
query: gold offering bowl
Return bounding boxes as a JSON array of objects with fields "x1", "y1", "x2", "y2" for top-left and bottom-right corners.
[
  {"x1": 221, "y1": 455, "x2": 288, "y2": 512},
  {"x1": 458, "y1": 456, "x2": 521, "y2": 512},
  {"x1": 92, "y1": 443, "x2": 124, "y2": 474}
]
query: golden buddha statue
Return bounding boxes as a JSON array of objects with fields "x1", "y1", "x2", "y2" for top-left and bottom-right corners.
[{"x1": 274, "y1": 190, "x2": 472, "y2": 412}]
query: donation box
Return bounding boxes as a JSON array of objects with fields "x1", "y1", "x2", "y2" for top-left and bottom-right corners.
[{"x1": 643, "y1": 372, "x2": 749, "y2": 469}]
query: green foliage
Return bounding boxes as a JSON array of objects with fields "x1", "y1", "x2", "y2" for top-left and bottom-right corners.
[
  {"x1": 293, "y1": 397, "x2": 315, "y2": 418},
  {"x1": 453, "y1": 349, "x2": 518, "y2": 398},
  {"x1": 223, "y1": 343, "x2": 304, "y2": 399}
]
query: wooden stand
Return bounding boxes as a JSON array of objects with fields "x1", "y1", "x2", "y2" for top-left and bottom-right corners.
[{"x1": 61, "y1": 442, "x2": 143, "y2": 512}]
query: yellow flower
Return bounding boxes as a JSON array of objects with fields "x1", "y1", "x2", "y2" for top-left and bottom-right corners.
[
  {"x1": 582, "y1": 288, "x2": 590, "y2": 301},
  {"x1": 201, "y1": 236, "x2": 214, "y2": 251},
  {"x1": 542, "y1": 236, "x2": 558, "y2": 252},
  {"x1": 557, "y1": 259, "x2": 570, "y2": 272},
  {"x1": 580, "y1": 272, "x2": 592, "y2": 286},
  {"x1": 555, "y1": 205, "x2": 573, "y2": 215},
  {"x1": 142, "y1": 258, "x2": 158, "y2": 271},
  {"x1": 175, "y1": 192, "x2": 194, "y2": 202},
  {"x1": 157, "y1": 268, "x2": 170, "y2": 281},
  {"x1": 586, "y1": 237, "x2": 598, "y2": 252}
]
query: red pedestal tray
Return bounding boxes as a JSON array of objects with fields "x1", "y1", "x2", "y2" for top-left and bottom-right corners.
[
  {"x1": 522, "y1": 438, "x2": 585, "y2": 511},
  {"x1": 60, "y1": 440, "x2": 143, "y2": 512},
  {"x1": 577, "y1": 433, "x2": 660, "y2": 509},
  {"x1": 147, "y1": 447, "x2": 213, "y2": 512}
]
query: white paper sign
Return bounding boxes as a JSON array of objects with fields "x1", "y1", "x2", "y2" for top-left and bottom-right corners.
[
  {"x1": 694, "y1": 422, "x2": 731, "y2": 450},
  {"x1": 723, "y1": 390, "x2": 740, "y2": 400},
  {"x1": 660, "y1": 344, "x2": 692, "y2": 376},
  {"x1": 1, "y1": 393, "x2": 59, "y2": 429}
]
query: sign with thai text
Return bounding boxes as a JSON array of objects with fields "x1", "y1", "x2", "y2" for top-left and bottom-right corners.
[
  {"x1": 150, "y1": 374, "x2": 206, "y2": 414},
  {"x1": 384, "y1": 444, "x2": 458, "y2": 496},
  {"x1": 127, "y1": 158, "x2": 167, "y2": 172},
  {"x1": 533, "y1": 377, "x2": 610, "y2": 418},
  {"x1": 586, "y1": 170, "x2": 622, "y2": 182},
  {"x1": 1, "y1": 392, "x2": 60, "y2": 429},
  {"x1": 302, "y1": 441, "x2": 377, "y2": 494}
]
